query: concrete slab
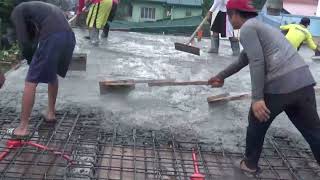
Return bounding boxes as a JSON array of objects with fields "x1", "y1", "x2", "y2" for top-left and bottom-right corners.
[{"x1": 0, "y1": 29, "x2": 319, "y2": 167}]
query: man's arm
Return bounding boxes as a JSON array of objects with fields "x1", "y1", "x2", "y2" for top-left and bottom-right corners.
[
  {"x1": 280, "y1": 24, "x2": 291, "y2": 31},
  {"x1": 240, "y1": 26, "x2": 265, "y2": 103},
  {"x1": 216, "y1": 50, "x2": 249, "y2": 79},
  {"x1": 11, "y1": 7, "x2": 35, "y2": 62},
  {"x1": 209, "y1": 0, "x2": 222, "y2": 12},
  {"x1": 305, "y1": 31, "x2": 317, "y2": 50}
]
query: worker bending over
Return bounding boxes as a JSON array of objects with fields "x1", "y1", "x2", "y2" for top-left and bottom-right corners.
[
  {"x1": 209, "y1": 0, "x2": 320, "y2": 174},
  {"x1": 207, "y1": 0, "x2": 240, "y2": 56},
  {"x1": 78, "y1": 0, "x2": 113, "y2": 45},
  {"x1": 6, "y1": 1, "x2": 76, "y2": 139},
  {"x1": 280, "y1": 17, "x2": 320, "y2": 55}
]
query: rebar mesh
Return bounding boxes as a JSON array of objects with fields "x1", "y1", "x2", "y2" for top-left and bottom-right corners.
[{"x1": 0, "y1": 107, "x2": 319, "y2": 180}]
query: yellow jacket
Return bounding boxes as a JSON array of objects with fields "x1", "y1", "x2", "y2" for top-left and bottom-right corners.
[{"x1": 280, "y1": 24, "x2": 317, "y2": 50}]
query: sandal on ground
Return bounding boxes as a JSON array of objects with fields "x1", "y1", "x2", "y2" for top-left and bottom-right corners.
[
  {"x1": 240, "y1": 159, "x2": 262, "y2": 175},
  {"x1": 5, "y1": 128, "x2": 30, "y2": 140},
  {"x1": 41, "y1": 111, "x2": 57, "y2": 123}
]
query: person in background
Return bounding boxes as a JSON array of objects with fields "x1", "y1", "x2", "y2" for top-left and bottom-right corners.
[
  {"x1": 209, "y1": 0, "x2": 320, "y2": 173},
  {"x1": 280, "y1": 17, "x2": 320, "y2": 55},
  {"x1": 81, "y1": 0, "x2": 113, "y2": 45},
  {"x1": 102, "y1": 0, "x2": 118, "y2": 38},
  {"x1": 207, "y1": 0, "x2": 240, "y2": 56},
  {"x1": 6, "y1": 1, "x2": 76, "y2": 139}
]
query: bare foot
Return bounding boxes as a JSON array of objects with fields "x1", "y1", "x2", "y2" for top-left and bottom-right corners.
[
  {"x1": 42, "y1": 111, "x2": 56, "y2": 122},
  {"x1": 240, "y1": 160, "x2": 259, "y2": 174},
  {"x1": 12, "y1": 126, "x2": 29, "y2": 136}
]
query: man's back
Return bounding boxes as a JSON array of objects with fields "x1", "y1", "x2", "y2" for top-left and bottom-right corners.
[
  {"x1": 11, "y1": 1, "x2": 71, "y2": 44},
  {"x1": 280, "y1": 23, "x2": 316, "y2": 50},
  {"x1": 240, "y1": 18, "x2": 314, "y2": 96}
]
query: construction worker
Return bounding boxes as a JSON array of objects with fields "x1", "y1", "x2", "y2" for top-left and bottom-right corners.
[
  {"x1": 84, "y1": 0, "x2": 113, "y2": 45},
  {"x1": 102, "y1": 0, "x2": 118, "y2": 38},
  {"x1": 208, "y1": 0, "x2": 320, "y2": 173},
  {"x1": 6, "y1": 1, "x2": 76, "y2": 139},
  {"x1": 280, "y1": 17, "x2": 320, "y2": 54},
  {"x1": 207, "y1": 0, "x2": 240, "y2": 56}
]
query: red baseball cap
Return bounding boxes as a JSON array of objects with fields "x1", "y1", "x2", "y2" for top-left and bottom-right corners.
[{"x1": 226, "y1": 0, "x2": 257, "y2": 12}]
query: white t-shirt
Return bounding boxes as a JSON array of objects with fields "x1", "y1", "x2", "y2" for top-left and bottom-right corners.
[{"x1": 209, "y1": 0, "x2": 227, "y2": 12}]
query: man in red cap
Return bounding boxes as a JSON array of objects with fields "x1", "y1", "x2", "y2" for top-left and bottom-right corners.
[{"x1": 208, "y1": 0, "x2": 320, "y2": 174}]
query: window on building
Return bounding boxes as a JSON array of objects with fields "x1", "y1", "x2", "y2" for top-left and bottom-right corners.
[
  {"x1": 186, "y1": 9, "x2": 192, "y2": 17},
  {"x1": 141, "y1": 7, "x2": 156, "y2": 20}
]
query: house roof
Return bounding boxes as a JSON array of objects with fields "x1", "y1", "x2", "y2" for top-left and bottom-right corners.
[{"x1": 283, "y1": 0, "x2": 318, "y2": 16}]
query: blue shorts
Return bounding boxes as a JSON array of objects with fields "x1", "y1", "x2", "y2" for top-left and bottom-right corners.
[{"x1": 26, "y1": 31, "x2": 76, "y2": 84}]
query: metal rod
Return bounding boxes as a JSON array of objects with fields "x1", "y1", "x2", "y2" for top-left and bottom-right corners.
[
  {"x1": 133, "y1": 129, "x2": 137, "y2": 180},
  {"x1": 195, "y1": 144, "x2": 211, "y2": 180},
  {"x1": 169, "y1": 134, "x2": 182, "y2": 180},
  {"x1": 106, "y1": 126, "x2": 117, "y2": 180},
  {"x1": 151, "y1": 131, "x2": 162, "y2": 180},
  {"x1": 267, "y1": 137, "x2": 301, "y2": 180},
  {"x1": 143, "y1": 142, "x2": 148, "y2": 180},
  {"x1": 0, "y1": 116, "x2": 45, "y2": 179},
  {"x1": 176, "y1": 141, "x2": 188, "y2": 180}
]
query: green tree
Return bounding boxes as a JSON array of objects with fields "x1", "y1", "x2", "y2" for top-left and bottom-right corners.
[
  {"x1": 202, "y1": 0, "x2": 213, "y2": 15},
  {"x1": 0, "y1": 0, "x2": 15, "y2": 34}
]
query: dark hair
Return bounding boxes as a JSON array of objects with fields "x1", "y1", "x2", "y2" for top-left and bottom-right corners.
[
  {"x1": 300, "y1": 17, "x2": 310, "y2": 26},
  {"x1": 227, "y1": 9, "x2": 258, "y2": 19}
]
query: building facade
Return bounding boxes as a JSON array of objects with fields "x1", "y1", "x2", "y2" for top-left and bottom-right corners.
[{"x1": 129, "y1": 0, "x2": 203, "y2": 22}]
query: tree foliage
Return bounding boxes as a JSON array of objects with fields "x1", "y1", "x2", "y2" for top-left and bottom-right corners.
[{"x1": 0, "y1": 0, "x2": 15, "y2": 33}]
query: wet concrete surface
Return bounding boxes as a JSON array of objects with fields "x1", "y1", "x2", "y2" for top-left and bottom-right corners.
[{"x1": 1, "y1": 29, "x2": 320, "y2": 152}]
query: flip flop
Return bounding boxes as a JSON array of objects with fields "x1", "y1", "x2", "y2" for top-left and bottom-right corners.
[
  {"x1": 240, "y1": 159, "x2": 262, "y2": 175},
  {"x1": 41, "y1": 111, "x2": 57, "y2": 124},
  {"x1": 5, "y1": 128, "x2": 30, "y2": 141}
]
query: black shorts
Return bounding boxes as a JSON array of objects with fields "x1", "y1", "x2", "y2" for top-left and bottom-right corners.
[
  {"x1": 26, "y1": 31, "x2": 76, "y2": 84},
  {"x1": 211, "y1": 11, "x2": 227, "y2": 37}
]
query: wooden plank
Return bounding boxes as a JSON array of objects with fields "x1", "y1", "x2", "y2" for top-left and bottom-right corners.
[
  {"x1": 207, "y1": 93, "x2": 251, "y2": 103},
  {"x1": 69, "y1": 53, "x2": 87, "y2": 71},
  {"x1": 207, "y1": 86, "x2": 320, "y2": 103},
  {"x1": 99, "y1": 81, "x2": 135, "y2": 94},
  {"x1": 99, "y1": 79, "x2": 175, "y2": 94},
  {"x1": 148, "y1": 80, "x2": 208, "y2": 87}
]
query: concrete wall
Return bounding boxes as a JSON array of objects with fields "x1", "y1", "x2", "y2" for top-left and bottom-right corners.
[
  {"x1": 170, "y1": 6, "x2": 202, "y2": 20},
  {"x1": 131, "y1": 2, "x2": 165, "y2": 22}
]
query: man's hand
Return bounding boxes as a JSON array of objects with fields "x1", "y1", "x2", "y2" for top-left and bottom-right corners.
[
  {"x1": 252, "y1": 100, "x2": 271, "y2": 122},
  {"x1": 208, "y1": 76, "x2": 224, "y2": 87},
  {"x1": 315, "y1": 45, "x2": 320, "y2": 56},
  {"x1": 0, "y1": 73, "x2": 6, "y2": 89}
]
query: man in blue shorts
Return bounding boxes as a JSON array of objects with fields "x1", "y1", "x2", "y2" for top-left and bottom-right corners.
[{"x1": 7, "y1": 1, "x2": 76, "y2": 139}]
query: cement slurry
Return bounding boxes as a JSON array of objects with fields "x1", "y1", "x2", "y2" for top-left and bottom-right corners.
[{"x1": 1, "y1": 29, "x2": 319, "y2": 151}]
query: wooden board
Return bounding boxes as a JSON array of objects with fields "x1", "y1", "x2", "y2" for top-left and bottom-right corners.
[
  {"x1": 148, "y1": 80, "x2": 208, "y2": 87},
  {"x1": 207, "y1": 93, "x2": 250, "y2": 103},
  {"x1": 207, "y1": 86, "x2": 320, "y2": 103},
  {"x1": 312, "y1": 56, "x2": 320, "y2": 60},
  {"x1": 99, "y1": 81, "x2": 135, "y2": 94},
  {"x1": 99, "y1": 79, "x2": 174, "y2": 94},
  {"x1": 69, "y1": 53, "x2": 87, "y2": 71}
]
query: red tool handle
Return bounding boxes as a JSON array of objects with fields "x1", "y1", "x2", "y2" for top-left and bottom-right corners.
[
  {"x1": 192, "y1": 148, "x2": 200, "y2": 174},
  {"x1": 26, "y1": 141, "x2": 73, "y2": 163},
  {"x1": 0, "y1": 148, "x2": 10, "y2": 161}
]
